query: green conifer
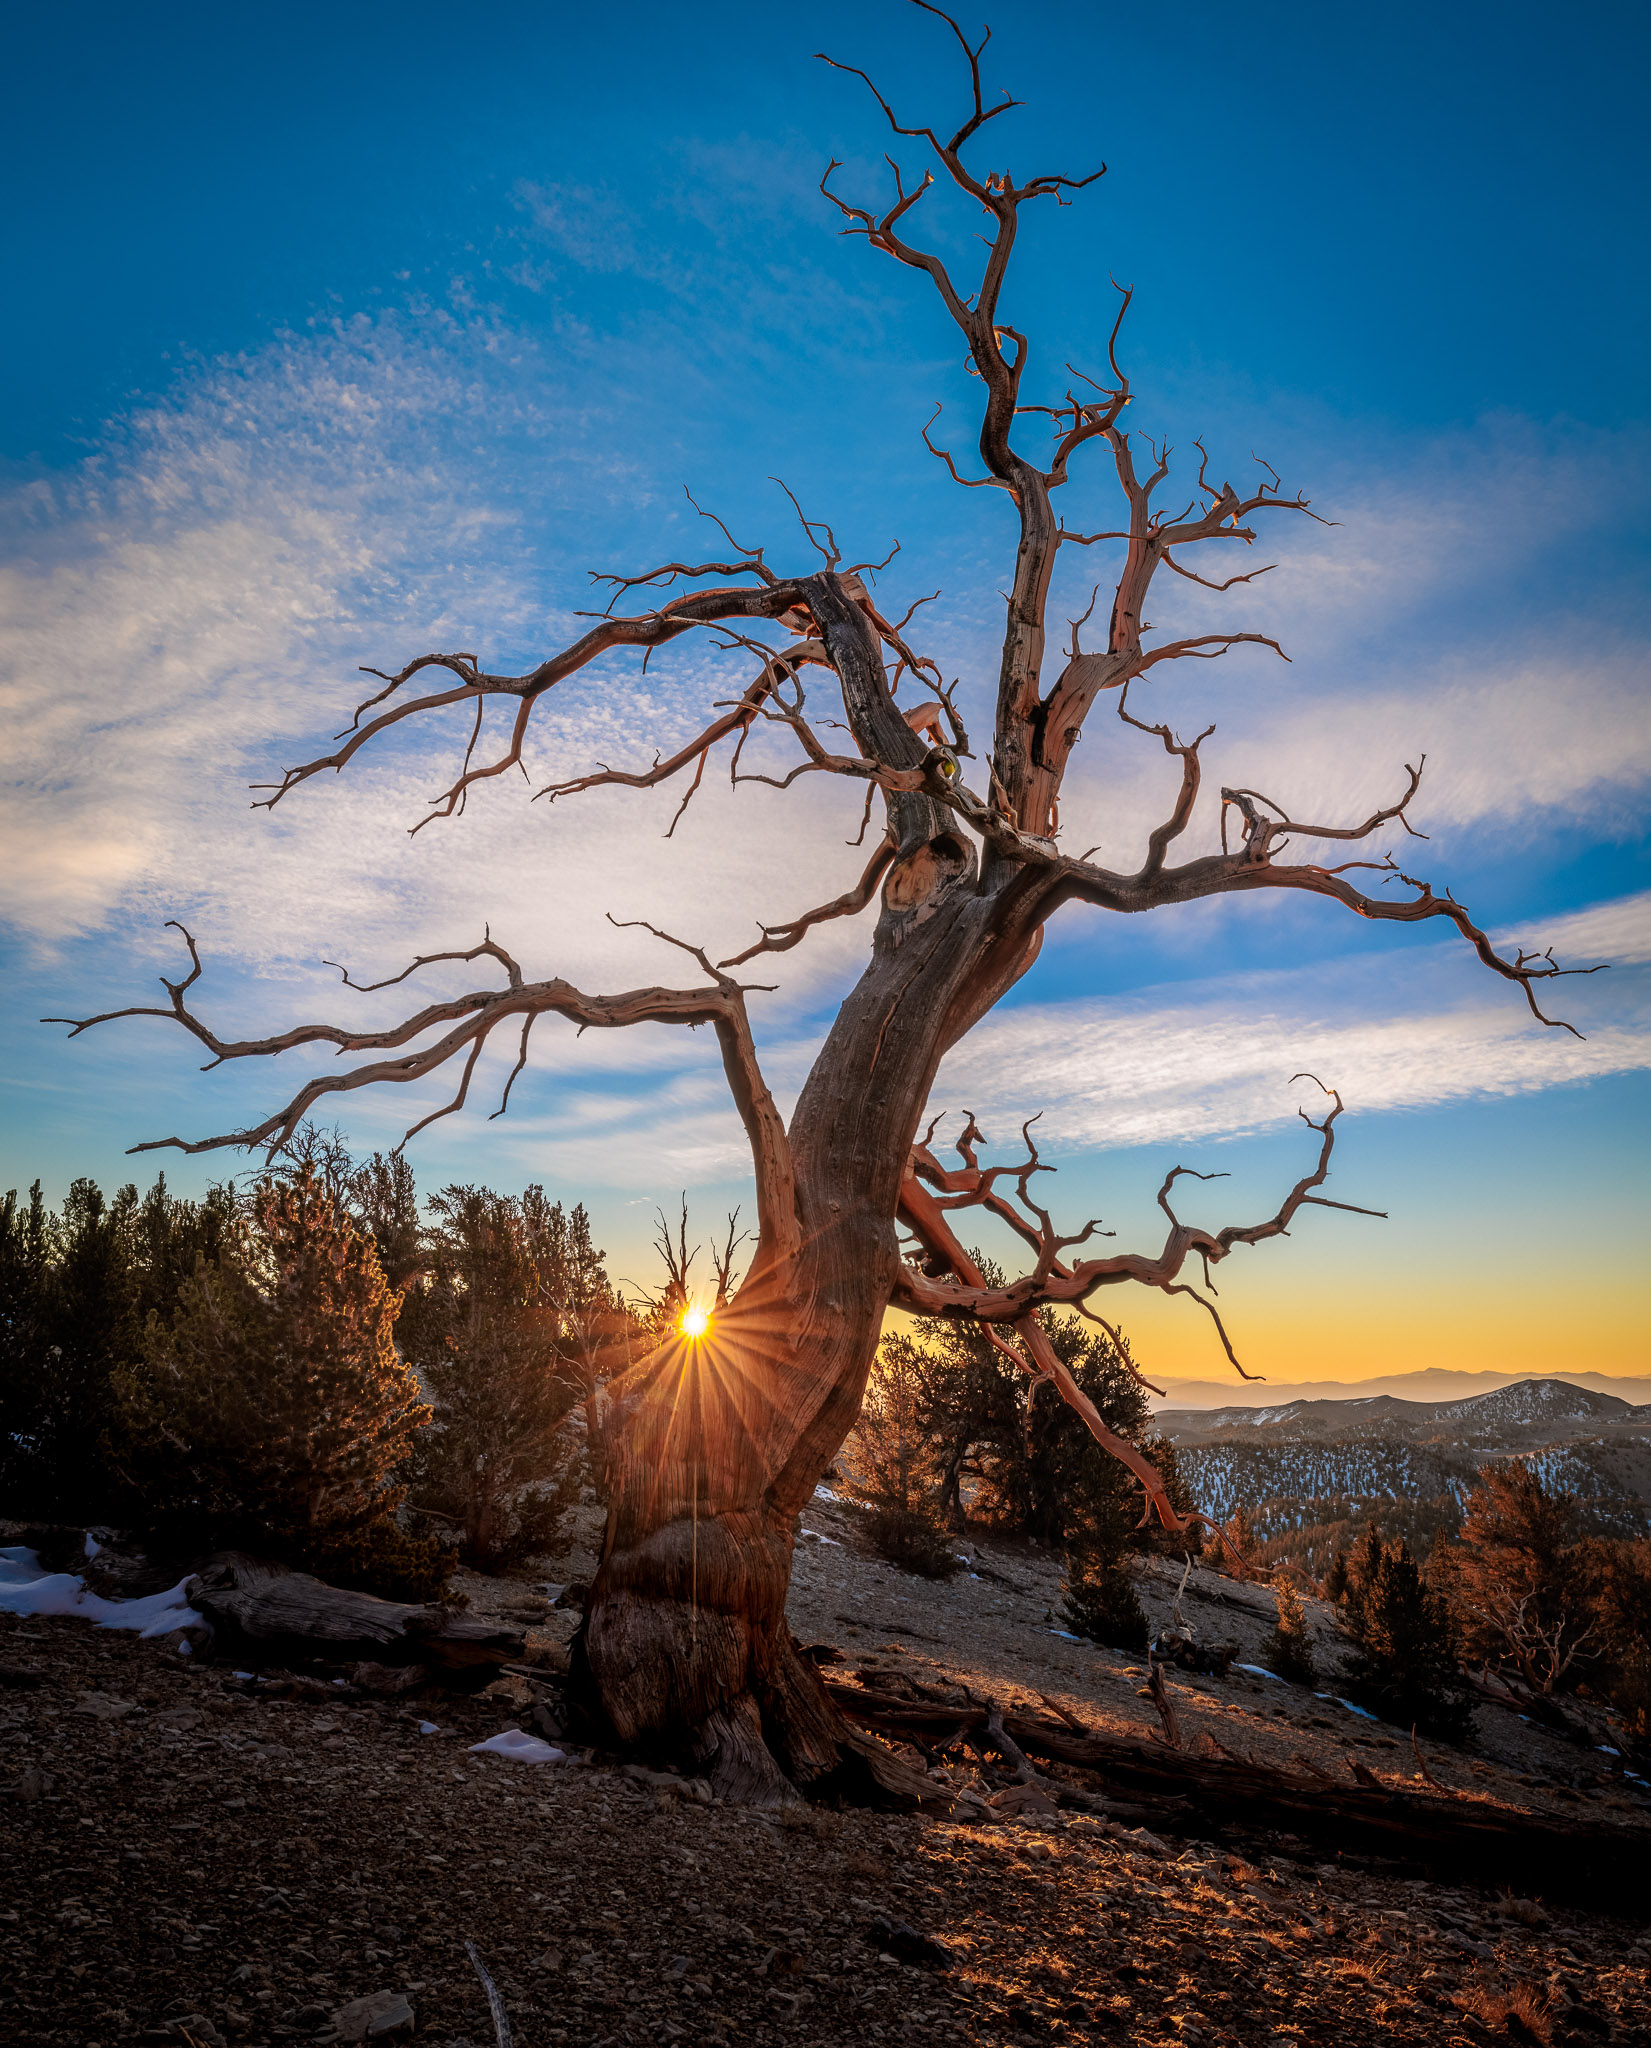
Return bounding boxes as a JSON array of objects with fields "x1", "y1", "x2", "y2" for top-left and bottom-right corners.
[
  {"x1": 1265, "y1": 1577, "x2": 1318, "y2": 1686},
  {"x1": 113, "y1": 1168, "x2": 432, "y2": 1588}
]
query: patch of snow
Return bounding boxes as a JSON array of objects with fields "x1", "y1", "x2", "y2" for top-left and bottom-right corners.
[
  {"x1": 0, "y1": 1548, "x2": 197, "y2": 1639},
  {"x1": 83, "y1": 1533, "x2": 101, "y2": 1559},
  {"x1": 1311, "y1": 1693, "x2": 1379, "y2": 1721},
  {"x1": 1048, "y1": 1629, "x2": 1084, "y2": 1643},
  {"x1": 470, "y1": 1728, "x2": 565, "y2": 1765},
  {"x1": 1599, "y1": 1745, "x2": 1622, "y2": 1755},
  {"x1": 800, "y1": 1529, "x2": 843, "y2": 1547},
  {"x1": 812, "y1": 1486, "x2": 840, "y2": 1503},
  {"x1": 1234, "y1": 1663, "x2": 1287, "y2": 1682},
  {"x1": 418, "y1": 1721, "x2": 440, "y2": 1736},
  {"x1": 233, "y1": 1672, "x2": 256, "y2": 1681}
]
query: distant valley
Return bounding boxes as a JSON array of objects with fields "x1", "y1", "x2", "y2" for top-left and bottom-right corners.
[{"x1": 1153, "y1": 1377, "x2": 1651, "y2": 1578}]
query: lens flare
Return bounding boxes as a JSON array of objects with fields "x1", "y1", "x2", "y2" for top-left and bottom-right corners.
[{"x1": 679, "y1": 1304, "x2": 710, "y2": 1340}]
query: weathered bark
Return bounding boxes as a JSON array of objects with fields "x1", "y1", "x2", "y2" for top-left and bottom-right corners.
[
  {"x1": 575, "y1": 614, "x2": 1030, "y2": 1792},
  {"x1": 827, "y1": 1680, "x2": 1651, "y2": 1915},
  {"x1": 187, "y1": 1553, "x2": 522, "y2": 1687}
]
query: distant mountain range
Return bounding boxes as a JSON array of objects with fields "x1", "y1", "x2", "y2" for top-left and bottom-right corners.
[
  {"x1": 1150, "y1": 1376, "x2": 1651, "y2": 1574},
  {"x1": 1149, "y1": 1366, "x2": 1651, "y2": 1411}
]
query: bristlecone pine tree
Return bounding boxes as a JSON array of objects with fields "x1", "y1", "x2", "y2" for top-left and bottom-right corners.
[
  {"x1": 112, "y1": 1168, "x2": 430, "y2": 1576},
  {"x1": 1444, "y1": 1462, "x2": 1601, "y2": 1696},
  {"x1": 1264, "y1": 1577, "x2": 1318, "y2": 1687},
  {"x1": 1336, "y1": 1530, "x2": 1472, "y2": 1740},
  {"x1": 59, "y1": 12, "x2": 1593, "y2": 1799},
  {"x1": 400, "y1": 1184, "x2": 586, "y2": 1570},
  {"x1": 0, "y1": 1173, "x2": 237, "y2": 1519},
  {"x1": 841, "y1": 1333, "x2": 960, "y2": 1579}
]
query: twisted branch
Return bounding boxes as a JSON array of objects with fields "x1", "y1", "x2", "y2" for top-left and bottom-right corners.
[
  {"x1": 893, "y1": 1081, "x2": 1383, "y2": 1386},
  {"x1": 46, "y1": 924, "x2": 800, "y2": 1265}
]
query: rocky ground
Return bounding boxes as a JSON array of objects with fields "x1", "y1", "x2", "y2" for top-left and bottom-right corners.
[{"x1": 1, "y1": 1506, "x2": 1648, "y2": 2048}]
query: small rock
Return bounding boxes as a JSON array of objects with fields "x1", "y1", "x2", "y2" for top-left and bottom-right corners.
[
  {"x1": 349, "y1": 1661, "x2": 429, "y2": 1696},
  {"x1": 74, "y1": 1690, "x2": 137, "y2": 1720},
  {"x1": 866, "y1": 1914, "x2": 951, "y2": 1970},
  {"x1": 987, "y1": 1781, "x2": 1058, "y2": 1817},
  {"x1": 168, "y1": 2018, "x2": 225, "y2": 2048},
  {"x1": 331, "y1": 1991, "x2": 415, "y2": 2042},
  {"x1": 15, "y1": 1766, "x2": 55, "y2": 1802}
]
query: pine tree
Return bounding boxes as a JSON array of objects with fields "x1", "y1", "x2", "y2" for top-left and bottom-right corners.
[
  {"x1": 1130, "y1": 1433, "x2": 1206, "y2": 1560},
  {"x1": 113, "y1": 1167, "x2": 433, "y2": 1589},
  {"x1": 1340, "y1": 1523, "x2": 1387, "y2": 1638},
  {"x1": 0, "y1": 1173, "x2": 242, "y2": 1519},
  {"x1": 1058, "y1": 1442, "x2": 1150, "y2": 1652},
  {"x1": 347, "y1": 1151, "x2": 423, "y2": 1290},
  {"x1": 975, "y1": 1312, "x2": 1152, "y2": 1548},
  {"x1": 1338, "y1": 1533, "x2": 1472, "y2": 1740},
  {"x1": 520, "y1": 1187, "x2": 637, "y2": 1470},
  {"x1": 34, "y1": 1178, "x2": 142, "y2": 1517},
  {"x1": 895, "y1": 1297, "x2": 1017, "y2": 1530},
  {"x1": 1215, "y1": 1504, "x2": 1266, "y2": 1578},
  {"x1": 1061, "y1": 1535, "x2": 1150, "y2": 1652},
  {"x1": 1590, "y1": 1536, "x2": 1651, "y2": 1756},
  {"x1": 843, "y1": 1335, "x2": 959, "y2": 1577},
  {"x1": 401, "y1": 1184, "x2": 588, "y2": 1569},
  {"x1": 1442, "y1": 1462, "x2": 1599, "y2": 1695},
  {"x1": 1265, "y1": 1577, "x2": 1318, "y2": 1686},
  {"x1": 0, "y1": 1182, "x2": 55, "y2": 1509}
]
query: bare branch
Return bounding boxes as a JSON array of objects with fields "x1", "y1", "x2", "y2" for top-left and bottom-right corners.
[
  {"x1": 48, "y1": 924, "x2": 800, "y2": 1266},
  {"x1": 893, "y1": 1081, "x2": 1383, "y2": 1387},
  {"x1": 719, "y1": 835, "x2": 897, "y2": 966}
]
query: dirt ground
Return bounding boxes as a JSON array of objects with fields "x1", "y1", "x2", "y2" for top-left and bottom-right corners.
[{"x1": 2, "y1": 1506, "x2": 1649, "y2": 2048}]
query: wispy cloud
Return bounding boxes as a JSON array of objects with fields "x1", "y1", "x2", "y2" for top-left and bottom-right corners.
[
  {"x1": 2, "y1": 191, "x2": 1644, "y2": 1210},
  {"x1": 930, "y1": 931, "x2": 1650, "y2": 1159}
]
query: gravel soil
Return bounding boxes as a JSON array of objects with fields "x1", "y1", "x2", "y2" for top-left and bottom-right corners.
[{"x1": 2, "y1": 1509, "x2": 1649, "y2": 2048}]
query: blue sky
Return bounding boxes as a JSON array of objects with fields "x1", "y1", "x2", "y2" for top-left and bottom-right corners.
[{"x1": 3, "y1": 0, "x2": 1647, "y2": 1383}]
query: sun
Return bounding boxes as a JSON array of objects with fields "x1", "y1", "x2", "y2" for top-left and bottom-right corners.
[{"x1": 679, "y1": 1304, "x2": 710, "y2": 1341}]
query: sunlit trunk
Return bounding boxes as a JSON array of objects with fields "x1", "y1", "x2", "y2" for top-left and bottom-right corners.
[{"x1": 573, "y1": 856, "x2": 1044, "y2": 1798}]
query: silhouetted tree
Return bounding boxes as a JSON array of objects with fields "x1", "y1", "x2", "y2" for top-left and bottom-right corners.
[
  {"x1": 1061, "y1": 1533, "x2": 1149, "y2": 1653},
  {"x1": 0, "y1": 1182, "x2": 55, "y2": 1510},
  {"x1": 0, "y1": 1173, "x2": 236, "y2": 1518},
  {"x1": 347, "y1": 1150, "x2": 423, "y2": 1291},
  {"x1": 1588, "y1": 1536, "x2": 1651, "y2": 1756},
  {"x1": 522, "y1": 1187, "x2": 638, "y2": 1476},
  {"x1": 1337, "y1": 1531, "x2": 1471, "y2": 1740}
]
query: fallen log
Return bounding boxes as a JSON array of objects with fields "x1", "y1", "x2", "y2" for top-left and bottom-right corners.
[
  {"x1": 187, "y1": 1554, "x2": 522, "y2": 1689},
  {"x1": 823, "y1": 1678, "x2": 1651, "y2": 1915}
]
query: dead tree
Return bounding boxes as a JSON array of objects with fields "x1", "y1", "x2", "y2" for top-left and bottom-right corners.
[{"x1": 52, "y1": 9, "x2": 1594, "y2": 1802}]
